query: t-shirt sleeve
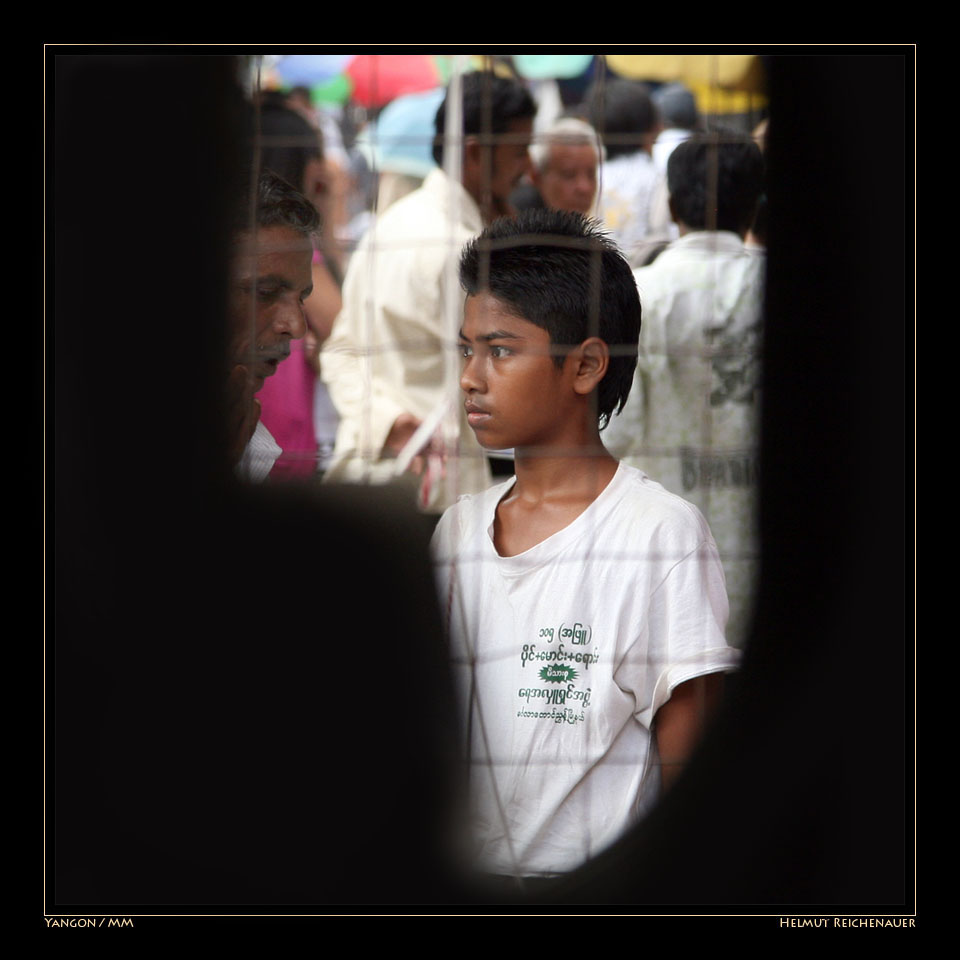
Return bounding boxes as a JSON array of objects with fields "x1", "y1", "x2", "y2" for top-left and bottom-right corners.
[
  {"x1": 430, "y1": 500, "x2": 460, "y2": 565},
  {"x1": 623, "y1": 530, "x2": 736, "y2": 729},
  {"x1": 430, "y1": 497, "x2": 470, "y2": 615}
]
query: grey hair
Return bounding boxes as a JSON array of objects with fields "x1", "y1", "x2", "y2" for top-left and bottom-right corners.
[{"x1": 530, "y1": 117, "x2": 605, "y2": 172}]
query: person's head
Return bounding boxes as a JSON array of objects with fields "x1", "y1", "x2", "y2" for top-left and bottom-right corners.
[
  {"x1": 587, "y1": 78, "x2": 661, "y2": 160},
  {"x1": 287, "y1": 85, "x2": 314, "y2": 111},
  {"x1": 652, "y1": 83, "x2": 698, "y2": 132},
  {"x1": 228, "y1": 170, "x2": 318, "y2": 391},
  {"x1": 255, "y1": 100, "x2": 326, "y2": 213},
  {"x1": 667, "y1": 132, "x2": 765, "y2": 236},
  {"x1": 433, "y1": 71, "x2": 536, "y2": 212},
  {"x1": 458, "y1": 208, "x2": 641, "y2": 446},
  {"x1": 530, "y1": 118, "x2": 601, "y2": 216}
]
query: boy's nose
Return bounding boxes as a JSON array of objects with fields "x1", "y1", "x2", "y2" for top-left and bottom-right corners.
[{"x1": 460, "y1": 356, "x2": 485, "y2": 393}]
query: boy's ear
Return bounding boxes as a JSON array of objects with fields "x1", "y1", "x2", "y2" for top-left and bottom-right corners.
[{"x1": 571, "y1": 337, "x2": 610, "y2": 397}]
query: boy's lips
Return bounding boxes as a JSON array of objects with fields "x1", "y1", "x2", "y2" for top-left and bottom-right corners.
[{"x1": 465, "y1": 400, "x2": 491, "y2": 427}]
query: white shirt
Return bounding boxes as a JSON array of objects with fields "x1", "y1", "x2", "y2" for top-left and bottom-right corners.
[
  {"x1": 603, "y1": 230, "x2": 765, "y2": 648},
  {"x1": 596, "y1": 151, "x2": 671, "y2": 267},
  {"x1": 652, "y1": 126, "x2": 692, "y2": 175},
  {"x1": 321, "y1": 168, "x2": 492, "y2": 511},
  {"x1": 432, "y1": 462, "x2": 736, "y2": 876},
  {"x1": 235, "y1": 420, "x2": 281, "y2": 484}
]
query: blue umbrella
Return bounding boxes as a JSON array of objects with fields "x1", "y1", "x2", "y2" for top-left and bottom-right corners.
[
  {"x1": 275, "y1": 54, "x2": 355, "y2": 87},
  {"x1": 355, "y1": 87, "x2": 445, "y2": 179}
]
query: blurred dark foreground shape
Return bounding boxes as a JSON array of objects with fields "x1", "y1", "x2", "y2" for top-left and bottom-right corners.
[{"x1": 54, "y1": 54, "x2": 463, "y2": 907}]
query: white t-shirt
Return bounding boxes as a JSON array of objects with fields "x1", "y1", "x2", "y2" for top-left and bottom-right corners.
[{"x1": 431, "y1": 462, "x2": 737, "y2": 877}]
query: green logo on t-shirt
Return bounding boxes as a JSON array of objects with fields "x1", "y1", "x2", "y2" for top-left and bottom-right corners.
[{"x1": 539, "y1": 664, "x2": 578, "y2": 684}]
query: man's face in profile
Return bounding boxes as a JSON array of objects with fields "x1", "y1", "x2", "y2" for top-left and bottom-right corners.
[
  {"x1": 487, "y1": 117, "x2": 534, "y2": 209},
  {"x1": 228, "y1": 225, "x2": 314, "y2": 393}
]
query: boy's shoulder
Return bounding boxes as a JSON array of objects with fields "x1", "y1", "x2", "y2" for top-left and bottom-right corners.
[
  {"x1": 430, "y1": 475, "x2": 515, "y2": 558},
  {"x1": 603, "y1": 461, "x2": 717, "y2": 547},
  {"x1": 432, "y1": 462, "x2": 715, "y2": 561}
]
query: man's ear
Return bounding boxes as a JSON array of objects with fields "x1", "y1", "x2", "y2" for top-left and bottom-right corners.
[
  {"x1": 463, "y1": 137, "x2": 483, "y2": 174},
  {"x1": 461, "y1": 137, "x2": 485, "y2": 200},
  {"x1": 571, "y1": 337, "x2": 610, "y2": 396}
]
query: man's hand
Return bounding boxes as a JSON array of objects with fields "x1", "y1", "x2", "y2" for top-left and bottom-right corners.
[
  {"x1": 383, "y1": 411, "x2": 446, "y2": 483},
  {"x1": 382, "y1": 412, "x2": 423, "y2": 460},
  {"x1": 226, "y1": 363, "x2": 261, "y2": 466}
]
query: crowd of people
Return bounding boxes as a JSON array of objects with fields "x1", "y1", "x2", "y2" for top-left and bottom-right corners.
[
  {"x1": 233, "y1": 68, "x2": 766, "y2": 644},
  {"x1": 225, "y1": 65, "x2": 767, "y2": 885}
]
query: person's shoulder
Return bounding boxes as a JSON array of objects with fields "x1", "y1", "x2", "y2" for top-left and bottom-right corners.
[
  {"x1": 367, "y1": 181, "x2": 433, "y2": 234},
  {"x1": 634, "y1": 231, "x2": 756, "y2": 294},
  {"x1": 431, "y1": 478, "x2": 514, "y2": 557},
  {"x1": 372, "y1": 173, "x2": 471, "y2": 257},
  {"x1": 346, "y1": 185, "x2": 447, "y2": 292},
  {"x1": 611, "y1": 463, "x2": 715, "y2": 547},
  {"x1": 453, "y1": 477, "x2": 514, "y2": 525}
]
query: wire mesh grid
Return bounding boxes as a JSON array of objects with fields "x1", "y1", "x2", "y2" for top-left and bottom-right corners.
[{"x1": 248, "y1": 53, "x2": 766, "y2": 881}]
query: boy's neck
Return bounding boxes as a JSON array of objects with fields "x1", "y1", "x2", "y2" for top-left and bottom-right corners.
[
  {"x1": 493, "y1": 432, "x2": 620, "y2": 558},
  {"x1": 512, "y1": 438, "x2": 618, "y2": 502}
]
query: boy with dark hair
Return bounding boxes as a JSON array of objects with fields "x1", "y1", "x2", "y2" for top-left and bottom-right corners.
[
  {"x1": 666, "y1": 131, "x2": 764, "y2": 234},
  {"x1": 432, "y1": 208, "x2": 738, "y2": 880}
]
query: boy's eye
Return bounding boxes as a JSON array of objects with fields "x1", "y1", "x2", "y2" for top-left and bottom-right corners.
[
  {"x1": 490, "y1": 345, "x2": 511, "y2": 359},
  {"x1": 459, "y1": 343, "x2": 473, "y2": 359}
]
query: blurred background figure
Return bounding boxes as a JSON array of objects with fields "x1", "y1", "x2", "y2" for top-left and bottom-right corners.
[
  {"x1": 746, "y1": 117, "x2": 769, "y2": 251},
  {"x1": 251, "y1": 94, "x2": 344, "y2": 479},
  {"x1": 321, "y1": 71, "x2": 536, "y2": 513},
  {"x1": 511, "y1": 117, "x2": 602, "y2": 216},
  {"x1": 353, "y1": 87, "x2": 446, "y2": 214},
  {"x1": 603, "y1": 132, "x2": 766, "y2": 650},
  {"x1": 588, "y1": 78, "x2": 671, "y2": 267},
  {"x1": 651, "y1": 83, "x2": 699, "y2": 176},
  {"x1": 285, "y1": 83, "x2": 320, "y2": 126}
]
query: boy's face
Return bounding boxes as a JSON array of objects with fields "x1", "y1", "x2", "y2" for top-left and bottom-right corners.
[
  {"x1": 459, "y1": 293, "x2": 575, "y2": 452},
  {"x1": 228, "y1": 225, "x2": 314, "y2": 393}
]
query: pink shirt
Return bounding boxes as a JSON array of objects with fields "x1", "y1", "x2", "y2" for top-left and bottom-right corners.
[{"x1": 257, "y1": 336, "x2": 318, "y2": 480}]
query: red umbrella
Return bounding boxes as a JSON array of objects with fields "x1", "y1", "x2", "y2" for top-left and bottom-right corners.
[{"x1": 345, "y1": 55, "x2": 446, "y2": 109}]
